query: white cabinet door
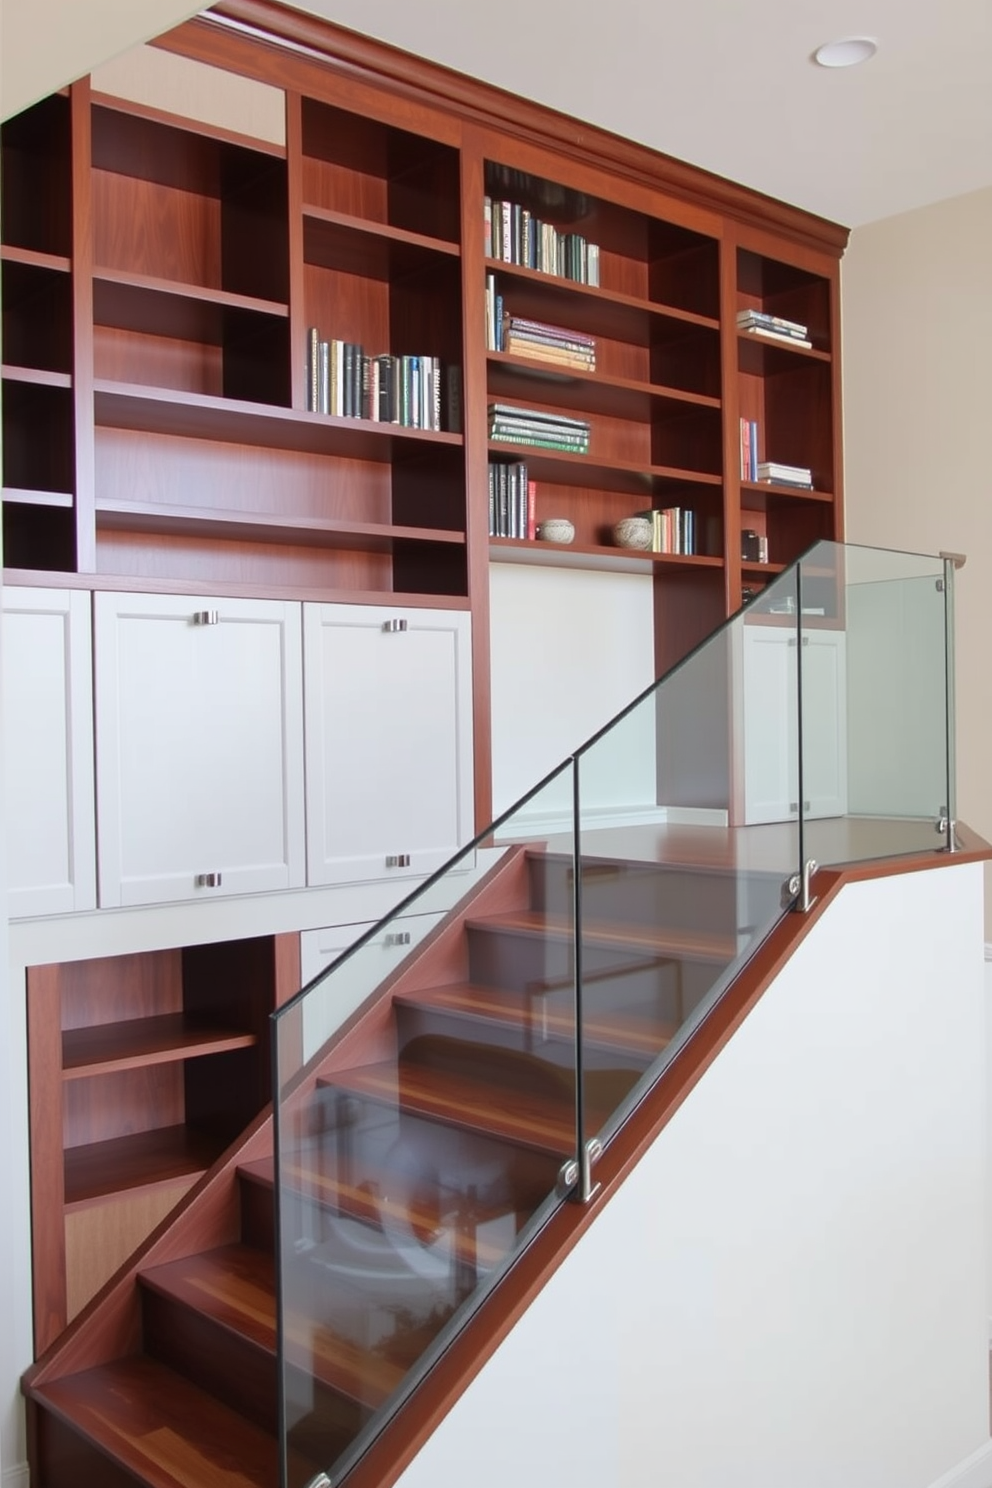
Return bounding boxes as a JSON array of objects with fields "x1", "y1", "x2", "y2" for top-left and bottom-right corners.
[
  {"x1": 299, "y1": 912, "x2": 445, "y2": 1060},
  {"x1": 741, "y1": 624, "x2": 847, "y2": 824},
  {"x1": 94, "y1": 593, "x2": 305, "y2": 907},
  {"x1": 2, "y1": 587, "x2": 96, "y2": 916},
  {"x1": 303, "y1": 604, "x2": 473, "y2": 886}
]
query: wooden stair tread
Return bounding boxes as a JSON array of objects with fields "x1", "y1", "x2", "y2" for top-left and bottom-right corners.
[
  {"x1": 140, "y1": 1243, "x2": 402, "y2": 1408},
  {"x1": 139, "y1": 1244, "x2": 276, "y2": 1352},
  {"x1": 31, "y1": 1355, "x2": 286, "y2": 1488},
  {"x1": 466, "y1": 908, "x2": 737, "y2": 963},
  {"x1": 394, "y1": 981, "x2": 677, "y2": 1056},
  {"x1": 242, "y1": 1153, "x2": 509, "y2": 1269},
  {"x1": 322, "y1": 1058, "x2": 584, "y2": 1158}
]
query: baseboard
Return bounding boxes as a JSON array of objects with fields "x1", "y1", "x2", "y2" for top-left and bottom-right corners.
[
  {"x1": 927, "y1": 1438, "x2": 992, "y2": 1488},
  {"x1": 2, "y1": 1463, "x2": 29, "y2": 1488}
]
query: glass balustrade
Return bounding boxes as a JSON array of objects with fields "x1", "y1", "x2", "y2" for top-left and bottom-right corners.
[{"x1": 273, "y1": 538, "x2": 955, "y2": 1488}]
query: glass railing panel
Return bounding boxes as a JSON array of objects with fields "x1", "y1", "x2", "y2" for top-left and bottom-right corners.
[
  {"x1": 572, "y1": 563, "x2": 803, "y2": 1150},
  {"x1": 273, "y1": 762, "x2": 579, "y2": 1488},
  {"x1": 797, "y1": 540, "x2": 949, "y2": 867}
]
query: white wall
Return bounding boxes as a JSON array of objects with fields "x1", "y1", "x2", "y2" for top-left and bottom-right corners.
[
  {"x1": 396, "y1": 862, "x2": 990, "y2": 1488},
  {"x1": 842, "y1": 187, "x2": 992, "y2": 925}
]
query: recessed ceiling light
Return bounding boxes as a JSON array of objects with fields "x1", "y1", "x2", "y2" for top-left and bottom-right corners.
[{"x1": 812, "y1": 36, "x2": 878, "y2": 68}]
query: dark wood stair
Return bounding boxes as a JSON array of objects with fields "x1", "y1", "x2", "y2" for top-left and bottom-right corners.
[{"x1": 23, "y1": 839, "x2": 760, "y2": 1488}]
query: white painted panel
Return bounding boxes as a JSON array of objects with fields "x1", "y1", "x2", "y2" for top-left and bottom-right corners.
[
  {"x1": 94, "y1": 592, "x2": 305, "y2": 906},
  {"x1": 299, "y1": 911, "x2": 445, "y2": 1060},
  {"x1": 742, "y1": 625, "x2": 847, "y2": 823},
  {"x1": 489, "y1": 564, "x2": 656, "y2": 819},
  {"x1": 303, "y1": 604, "x2": 473, "y2": 887},
  {"x1": 395, "y1": 862, "x2": 989, "y2": 1488},
  {"x1": 802, "y1": 629, "x2": 848, "y2": 818},
  {"x1": 2, "y1": 588, "x2": 96, "y2": 916}
]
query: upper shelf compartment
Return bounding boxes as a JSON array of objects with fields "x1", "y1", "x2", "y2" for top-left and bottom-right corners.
[
  {"x1": 90, "y1": 103, "x2": 291, "y2": 408},
  {"x1": 91, "y1": 100, "x2": 290, "y2": 308},
  {"x1": 737, "y1": 247, "x2": 832, "y2": 356},
  {"x1": 301, "y1": 97, "x2": 461, "y2": 245},
  {"x1": 1, "y1": 94, "x2": 72, "y2": 259},
  {"x1": 484, "y1": 160, "x2": 720, "y2": 320}
]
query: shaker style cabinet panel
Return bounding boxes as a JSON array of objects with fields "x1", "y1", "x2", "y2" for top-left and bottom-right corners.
[
  {"x1": 2, "y1": 587, "x2": 96, "y2": 916},
  {"x1": 93, "y1": 592, "x2": 305, "y2": 906},
  {"x1": 299, "y1": 911, "x2": 446, "y2": 1060},
  {"x1": 740, "y1": 623, "x2": 847, "y2": 824},
  {"x1": 303, "y1": 604, "x2": 473, "y2": 886}
]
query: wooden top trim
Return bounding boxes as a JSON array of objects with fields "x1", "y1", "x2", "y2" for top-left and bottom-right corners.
[
  {"x1": 167, "y1": 1, "x2": 849, "y2": 257},
  {"x1": 337, "y1": 829, "x2": 990, "y2": 1488}
]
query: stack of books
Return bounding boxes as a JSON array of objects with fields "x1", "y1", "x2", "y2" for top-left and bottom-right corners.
[
  {"x1": 736, "y1": 308, "x2": 812, "y2": 349},
  {"x1": 757, "y1": 461, "x2": 813, "y2": 489},
  {"x1": 488, "y1": 403, "x2": 590, "y2": 454},
  {"x1": 635, "y1": 507, "x2": 697, "y2": 555},
  {"x1": 488, "y1": 460, "x2": 536, "y2": 538},
  {"x1": 306, "y1": 328, "x2": 453, "y2": 430},
  {"x1": 484, "y1": 197, "x2": 600, "y2": 285}
]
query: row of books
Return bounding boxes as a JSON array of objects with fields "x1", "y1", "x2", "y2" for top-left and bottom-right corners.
[
  {"x1": 485, "y1": 277, "x2": 597, "y2": 370},
  {"x1": 484, "y1": 197, "x2": 600, "y2": 285},
  {"x1": 737, "y1": 308, "x2": 812, "y2": 350},
  {"x1": 489, "y1": 402, "x2": 590, "y2": 454},
  {"x1": 488, "y1": 460, "x2": 536, "y2": 539},
  {"x1": 306, "y1": 328, "x2": 455, "y2": 430},
  {"x1": 634, "y1": 506, "x2": 699, "y2": 556}
]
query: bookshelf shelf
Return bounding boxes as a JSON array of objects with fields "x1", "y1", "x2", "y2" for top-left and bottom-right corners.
[
  {"x1": 2, "y1": 487, "x2": 74, "y2": 510},
  {"x1": 62, "y1": 1014, "x2": 258, "y2": 1079},
  {"x1": 490, "y1": 536, "x2": 723, "y2": 576},
  {"x1": 63, "y1": 1125, "x2": 227, "y2": 1208},
  {"x1": 2, "y1": 364, "x2": 72, "y2": 390},
  {"x1": 0, "y1": 244, "x2": 71, "y2": 273},
  {"x1": 93, "y1": 380, "x2": 463, "y2": 458},
  {"x1": 487, "y1": 352, "x2": 720, "y2": 423},
  {"x1": 95, "y1": 499, "x2": 466, "y2": 551},
  {"x1": 487, "y1": 441, "x2": 721, "y2": 499}
]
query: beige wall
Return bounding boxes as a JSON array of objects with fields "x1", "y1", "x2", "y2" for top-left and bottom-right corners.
[{"x1": 842, "y1": 186, "x2": 992, "y2": 930}]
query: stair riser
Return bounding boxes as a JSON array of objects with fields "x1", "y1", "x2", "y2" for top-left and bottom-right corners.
[
  {"x1": 466, "y1": 926, "x2": 729, "y2": 1019},
  {"x1": 141, "y1": 1286, "x2": 279, "y2": 1434},
  {"x1": 141, "y1": 1286, "x2": 362, "y2": 1466},
  {"x1": 29, "y1": 1404, "x2": 143, "y2": 1488},
  {"x1": 528, "y1": 856, "x2": 782, "y2": 938},
  {"x1": 239, "y1": 1170, "x2": 276, "y2": 1254}
]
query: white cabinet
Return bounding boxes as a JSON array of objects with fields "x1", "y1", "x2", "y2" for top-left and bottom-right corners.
[
  {"x1": 94, "y1": 593, "x2": 305, "y2": 907},
  {"x1": 2, "y1": 587, "x2": 96, "y2": 916},
  {"x1": 303, "y1": 604, "x2": 473, "y2": 887},
  {"x1": 741, "y1": 624, "x2": 847, "y2": 825},
  {"x1": 299, "y1": 911, "x2": 445, "y2": 1060}
]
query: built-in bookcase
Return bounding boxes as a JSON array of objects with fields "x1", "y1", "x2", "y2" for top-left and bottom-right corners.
[{"x1": 0, "y1": 1, "x2": 845, "y2": 800}]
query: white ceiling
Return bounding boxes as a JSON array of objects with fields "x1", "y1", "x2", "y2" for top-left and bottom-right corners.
[{"x1": 3, "y1": 0, "x2": 992, "y2": 229}]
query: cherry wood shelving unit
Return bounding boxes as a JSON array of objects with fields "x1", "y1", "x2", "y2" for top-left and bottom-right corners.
[
  {"x1": 0, "y1": 0, "x2": 847, "y2": 754},
  {"x1": 26, "y1": 934, "x2": 300, "y2": 1353},
  {"x1": 1, "y1": 0, "x2": 847, "y2": 1356}
]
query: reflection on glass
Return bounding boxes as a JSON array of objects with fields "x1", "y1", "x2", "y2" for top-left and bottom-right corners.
[{"x1": 275, "y1": 764, "x2": 578, "y2": 1487}]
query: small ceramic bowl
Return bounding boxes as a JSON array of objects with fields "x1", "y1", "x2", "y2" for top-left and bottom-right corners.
[
  {"x1": 537, "y1": 518, "x2": 576, "y2": 544},
  {"x1": 614, "y1": 516, "x2": 653, "y2": 550}
]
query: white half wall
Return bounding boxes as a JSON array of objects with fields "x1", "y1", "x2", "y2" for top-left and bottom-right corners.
[{"x1": 396, "y1": 860, "x2": 990, "y2": 1488}]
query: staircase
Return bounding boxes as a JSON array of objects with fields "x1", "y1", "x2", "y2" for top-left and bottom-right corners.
[{"x1": 23, "y1": 837, "x2": 784, "y2": 1487}]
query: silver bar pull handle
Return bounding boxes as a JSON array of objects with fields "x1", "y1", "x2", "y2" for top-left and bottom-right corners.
[
  {"x1": 384, "y1": 931, "x2": 411, "y2": 948},
  {"x1": 195, "y1": 871, "x2": 223, "y2": 888},
  {"x1": 382, "y1": 618, "x2": 408, "y2": 633},
  {"x1": 192, "y1": 610, "x2": 220, "y2": 626},
  {"x1": 386, "y1": 853, "x2": 411, "y2": 868}
]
